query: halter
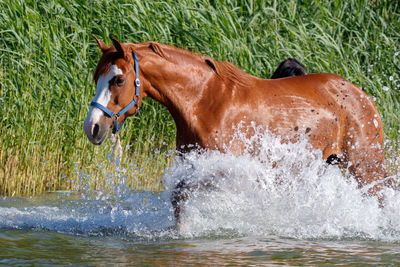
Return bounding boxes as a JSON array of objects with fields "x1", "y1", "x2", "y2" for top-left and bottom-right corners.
[{"x1": 90, "y1": 52, "x2": 140, "y2": 134}]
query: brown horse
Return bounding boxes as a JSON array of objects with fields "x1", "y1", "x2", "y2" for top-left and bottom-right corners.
[{"x1": 84, "y1": 37, "x2": 392, "y2": 226}]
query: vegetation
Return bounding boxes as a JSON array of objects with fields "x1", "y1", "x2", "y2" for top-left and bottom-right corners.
[{"x1": 0, "y1": 0, "x2": 399, "y2": 196}]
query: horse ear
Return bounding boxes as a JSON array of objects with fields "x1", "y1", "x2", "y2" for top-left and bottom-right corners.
[
  {"x1": 111, "y1": 37, "x2": 126, "y2": 57},
  {"x1": 93, "y1": 35, "x2": 110, "y2": 52}
]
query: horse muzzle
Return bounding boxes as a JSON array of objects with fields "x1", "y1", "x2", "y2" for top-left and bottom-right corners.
[{"x1": 83, "y1": 118, "x2": 110, "y2": 145}]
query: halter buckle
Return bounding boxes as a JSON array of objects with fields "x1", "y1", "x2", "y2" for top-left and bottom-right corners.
[
  {"x1": 112, "y1": 114, "x2": 119, "y2": 122},
  {"x1": 135, "y1": 78, "x2": 140, "y2": 87}
]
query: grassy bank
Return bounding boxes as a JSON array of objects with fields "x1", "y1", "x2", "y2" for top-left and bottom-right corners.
[{"x1": 0, "y1": 0, "x2": 399, "y2": 196}]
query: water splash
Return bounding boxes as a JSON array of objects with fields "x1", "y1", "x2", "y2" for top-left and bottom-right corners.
[
  {"x1": 0, "y1": 129, "x2": 399, "y2": 241},
  {"x1": 0, "y1": 191, "x2": 175, "y2": 239},
  {"x1": 164, "y1": 128, "x2": 400, "y2": 240}
]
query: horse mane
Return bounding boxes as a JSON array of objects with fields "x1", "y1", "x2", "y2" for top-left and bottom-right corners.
[
  {"x1": 204, "y1": 57, "x2": 253, "y2": 87},
  {"x1": 94, "y1": 41, "x2": 253, "y2": 87},
  {"x1": 144, "y1": 42, "x2": 253, "y2": 87},
  {"x1": 148, "y1": 42, "x2": 167, "y2": 58}
]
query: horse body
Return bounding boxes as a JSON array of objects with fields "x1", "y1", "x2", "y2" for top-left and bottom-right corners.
[
  {"x1": 172, "y1": 69, "x2": 384, "y2": 186},
  {"x1": 84, "y1": 38, "x2": 390, "y2": 227}
]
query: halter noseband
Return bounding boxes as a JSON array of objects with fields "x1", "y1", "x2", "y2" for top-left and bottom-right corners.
[{"x1": 90, "y1": 52, "x2": 140, "y2": 134}]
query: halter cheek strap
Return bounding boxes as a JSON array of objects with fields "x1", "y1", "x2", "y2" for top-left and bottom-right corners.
[{"x1": 90, "y1": 52, "x2": 140, "y2": 134}]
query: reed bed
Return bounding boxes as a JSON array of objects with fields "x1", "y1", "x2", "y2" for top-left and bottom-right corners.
[{"x1": 0, "y1": 0, "x2": 399, "y2": 196}]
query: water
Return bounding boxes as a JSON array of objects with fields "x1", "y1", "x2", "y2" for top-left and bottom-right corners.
[
  {"x1": 1, "y1": 130, "x2": 400, "y2": 265},
  {"x1": 2, "y1": 230, "x2": 400, "y2": 265}
]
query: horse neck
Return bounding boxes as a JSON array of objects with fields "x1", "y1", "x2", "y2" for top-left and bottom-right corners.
[{"x1": 141, "y1": 58, "x2": 214, "y2": 133}]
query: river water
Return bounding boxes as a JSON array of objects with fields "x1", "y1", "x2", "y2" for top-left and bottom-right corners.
[{"x1": 1, "y1": 131, "x2": 399, "y2": 265}]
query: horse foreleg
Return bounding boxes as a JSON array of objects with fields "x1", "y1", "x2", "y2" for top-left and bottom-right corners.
[
  {"x1": 171, "y1": 180, "x2": 191, "y2": 227},
  {"x1": 171, "y1": 178, "x2": 216, "y2": 230}
]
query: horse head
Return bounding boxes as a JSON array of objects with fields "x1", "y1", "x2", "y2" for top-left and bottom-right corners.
[{"x1": 84, "y1": 37, "x2": 143, "y2": 145}]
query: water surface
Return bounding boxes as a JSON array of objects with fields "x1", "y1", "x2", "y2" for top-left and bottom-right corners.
[
  {"x1": 2, "y1": 224, "x2": 400, "y2": 265},
  {"x1": 1, "y1": 131, "x2": 399, "y2": 265}
]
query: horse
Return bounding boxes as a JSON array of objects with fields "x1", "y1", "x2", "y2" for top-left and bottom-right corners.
[
  {"x1": 271, "y1": 58, "x2": 308, "y2": 79},
  {"x1": 84, "y1": 37, "x2": 393, "y2": 227}
]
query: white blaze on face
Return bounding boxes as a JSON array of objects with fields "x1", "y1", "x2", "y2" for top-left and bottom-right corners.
[{"x1": 84, "y1": 65, "x2": 123, "y2": 132}]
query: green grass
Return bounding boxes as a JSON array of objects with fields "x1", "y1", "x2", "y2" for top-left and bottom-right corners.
[{"x1": 0, "y1": 0, "x2": 399, "y2": 196}]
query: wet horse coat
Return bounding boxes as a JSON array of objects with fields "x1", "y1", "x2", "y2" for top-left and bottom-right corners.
[{"x1": 84, "y1": 38, "x2": 391, "y2": 225}]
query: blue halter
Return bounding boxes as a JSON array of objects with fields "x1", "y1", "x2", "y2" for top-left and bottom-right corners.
[{"x1": 90, "y1": 52, "x2": 140, "y2": 134}]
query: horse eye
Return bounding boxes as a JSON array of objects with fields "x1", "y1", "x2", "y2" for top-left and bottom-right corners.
[{"x1": 115, "y1": 77, "x2": 125, "y2": 86}]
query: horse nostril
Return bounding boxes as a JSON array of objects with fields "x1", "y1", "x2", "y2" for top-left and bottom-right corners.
[{"x1": 93, "y1": 123, "x2": 99, "y2": 138}]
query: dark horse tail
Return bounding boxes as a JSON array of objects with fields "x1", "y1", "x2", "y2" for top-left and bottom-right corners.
[{"x1": 271, "y1": 58, "x2": 308, "y2": 79}]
